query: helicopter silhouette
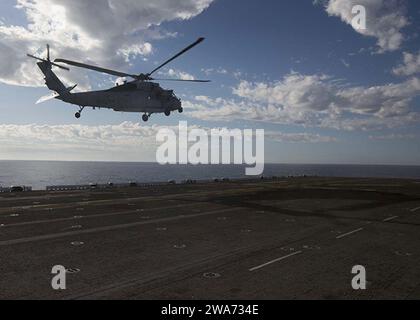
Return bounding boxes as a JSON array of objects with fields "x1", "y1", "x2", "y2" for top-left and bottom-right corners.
[{"x1": 28, "y1": 38, "x2": 210, "y2": 122}]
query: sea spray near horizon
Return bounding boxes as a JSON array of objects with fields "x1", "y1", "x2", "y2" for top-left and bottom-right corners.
[{"x1": 0, "y1": 160, "x2": 419, "y2": 190}]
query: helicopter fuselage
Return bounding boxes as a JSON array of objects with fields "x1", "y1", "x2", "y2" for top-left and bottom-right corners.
[{"x1": 59, "y1": 81, "x2": 182, "y2": 113}]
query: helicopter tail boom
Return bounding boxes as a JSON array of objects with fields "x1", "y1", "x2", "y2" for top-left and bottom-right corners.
[{"x1": 36, "y1": 61, "x2": 70, "y2": 95}]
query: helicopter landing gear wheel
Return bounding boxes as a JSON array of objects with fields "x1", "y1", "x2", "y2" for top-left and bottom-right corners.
[
  {"x1": 75, "y1": 106, "x2": 84, "y2": 119},
  {"x1": 178, "y1": 107, "x2": 183, "y2": 114},
  {"x1": 164, "y1": 110, "x2": 171, "y2": 117},
  {"x1": 142, "y1": 114, "x2": 149, "y2": 122}
]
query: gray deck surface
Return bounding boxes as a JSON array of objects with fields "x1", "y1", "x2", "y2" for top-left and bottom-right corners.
[{"x1": 0, "y1": 177, "x2": 419, "y2": 300}]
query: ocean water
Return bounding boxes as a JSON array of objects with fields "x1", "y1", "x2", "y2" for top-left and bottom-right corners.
[{"x1": 0, "y1": 161, "x2": 419, "y2": 190}]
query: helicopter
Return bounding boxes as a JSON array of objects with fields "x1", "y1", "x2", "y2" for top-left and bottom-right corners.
[{"x1": 27, "y1": 38, "x2": 210, "y2": 122}]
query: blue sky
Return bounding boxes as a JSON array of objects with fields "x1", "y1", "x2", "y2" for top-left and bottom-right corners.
[{"x1": 0, "y1": 0, "x2": 420, "y2": 165}]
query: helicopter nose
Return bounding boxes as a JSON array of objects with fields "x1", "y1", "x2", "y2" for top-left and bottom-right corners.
[{"x1": 173, "y1": 97, "x2": 182, "y2": 109}]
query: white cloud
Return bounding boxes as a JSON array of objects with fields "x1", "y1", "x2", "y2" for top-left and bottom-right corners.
[
  {"x1": 0, "y1": 122, "x2": 157, "y2": 161},
  {"x1": 0, "y1": 0, "x2": 214, "y2": 88},
  {"x1": 319, "y1": 113, "x2": 420, "y2": 131},
  {"x1": 0, "y1": 121, "x2": 158, "y2": 147},
  {"x1": 369, "y1": 133, "x2": 416, "y2": 140},
  {"x1": 266, "y1": 131, "x2": 337, "y2": 143},
  {"x1": 340, "y1": 59, "x2": 350, "y2": 68},
  {"x1": 320, "y1": 0, "x2": 409, "y2": 53},
  {"x1": 185, "y1": 73, "x2": 420, "y2": 130},
  {"x1": 201, "y1": 67, "x2": 228, "y2": 76},
  {"x1": 118, "y1": 43, "x2": 153, "y2": 62},
  {"x1": 393, "y1": 51, "x2": 420, "y2": 76},
  {"x1": 0, "y1": 121, "x2": 337, "y2": 161},
  {"x1": 162, "y1": 68, "x2": 196, "y2": 80}
]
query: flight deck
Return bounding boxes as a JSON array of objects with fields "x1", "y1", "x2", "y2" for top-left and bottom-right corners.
[{"x1": 0, "y1": 177, "x2": 419, "y2": 299}]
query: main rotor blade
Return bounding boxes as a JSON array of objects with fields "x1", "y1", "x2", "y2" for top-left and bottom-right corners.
[
  {"x1": 55, "y1": 59, "x2": 137, "y2": 79},
  {"x1": 27, "y1": 54, "x2": 44, "y2": 62},
  {"x1": 51, "y1": 63, "x2": 70, "y2": 71},
  {"x1": 147, "y1": 37, "x2": 205, "y2": 77},
  {"x1": 27, "y1": 54, "x2": 69, "y2": 71},
  {"x1": 152, "y1": 78, "x2": 211, "y2": 83}
]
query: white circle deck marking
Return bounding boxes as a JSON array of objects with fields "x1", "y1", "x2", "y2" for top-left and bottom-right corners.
[
  {"x1": 395, "y1": 251, "x2": 413, "y2": 257},
  {"x1": 71, "y1": 241, "x2": 85, "y2": 246},
  {"x1": 10, "y1": 214, "x2": 19, "y2": 217},
  {"x1": 203, "y1": 272, "x2": 221, "y2": 279},
  {"x1": 174, "y1": 244, "x2": 187, "y2": 249}
]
